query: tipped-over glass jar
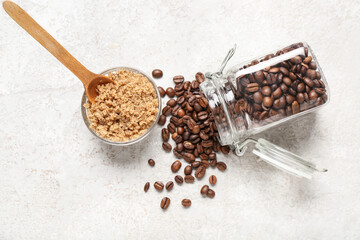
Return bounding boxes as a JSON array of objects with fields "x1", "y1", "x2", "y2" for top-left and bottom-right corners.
[{"x1": 200, "y1": 42, "x2": 329, "y2": 179}]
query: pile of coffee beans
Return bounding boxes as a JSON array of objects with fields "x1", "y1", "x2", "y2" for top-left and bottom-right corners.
[
  {"x1": 145, "y1": 71, "x2": 231, "y2": 210},
  {"x1": 229, "y1": 42, "x2": 327, "y2": 127}
]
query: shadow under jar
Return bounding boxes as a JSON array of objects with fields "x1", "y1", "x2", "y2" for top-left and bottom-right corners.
[{"x1": 200, "y1": 42, "x2": 329, "y2": 179}]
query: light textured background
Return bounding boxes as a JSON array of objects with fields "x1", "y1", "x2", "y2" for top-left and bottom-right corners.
[{"x1": 1, "y1": 0, "x2": 360, "y2": 239}]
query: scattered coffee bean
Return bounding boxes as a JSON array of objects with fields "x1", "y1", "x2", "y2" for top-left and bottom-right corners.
[
  {"x1": 207, "y1": 189, "x2": 215, "y2": 198},
  {"x1": 166, "y1": 87, "x2": 175, "y2": 98},
  {"x1": 148, "y1": 159, "x2": 155, "y2": 167},
  {"x1": 152, "y1": 69, "x2": 163, "y2": 78},
  {"x1": 216, "y1": 162, "x2": 227, "y2": 171},
  {"x1": 154, "y1": 181, "x2": 164, "y2": 191},
  {"x1": 209, "y1": 175, "x2": 217, "y2": 185},
  {"x1": 158, "y1": 115, "x2": 166, "y2": 126},
  {"x1": 181, "y1": 199, "x2": 192, "y2": 207},
  {"x1": 157, "y1": 86, "x2": 166, "y2": 97},
  {"x1": 184, "y1": 165, "x2": 192, "y2": 175},
  {"x1": 160, "y1": 197, "x2": 170, "y2": 209},
  {"x1": 171, "y1": 160, "x2": 182, "y2": 173},
  {"x1": 144, "y1": 182, "x2": 150, "y2": 192},
  {"x1": 200, "y1": 185, "x2": 209, "y2": 195},
  {"x1": 166, "y1": 181, "x2": 174, "y2": 191},
  {"x1": 161, "y1": 128, "x2": 170, "y2": 141},
  {"x1": 174, "y1": 175, "x2": 183, "y2": 184},
  {"x1": 173, "y1": 75, "x2": 184, "y2": 84},
  {"x1": 184, "y1": 175, "x2": 195, "y2": 183},
  {"x1": 162, "y1": 142, "x2": 172, "y2": 152},
  {"x1": 195, "y1": 166, "x2": 206, "y2": 179}
]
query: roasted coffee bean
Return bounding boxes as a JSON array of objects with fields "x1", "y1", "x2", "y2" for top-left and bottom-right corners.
[
  {"x1": 191, "y1": 80, "x2": 200, "y2": 89},
  {"x1": 167, "y1": 123, "x2": 176, "y2": 134},
  {"x1": 217, "y1": 161, "x2": 227, "y2": 171},
  {"x1": 181, "y1": 199, "x2": 192, "y2": 207},
  {"x1": 296, "y1": 93, "x2": 305, "y2": 104},
  {"x1": 176, "y1": 143, "x2": 184, "y2": 152},
  {"x1": 309, "y1": 61, "x2": 317, "y2": 70},
  {"x1": 286, "y1": 94, "x2": 295, "y2": 104},
  {"x1": 161, "y1": 197, "x2": 170, "y2": 209},
  {"x1": 183, "y1": 131, "x2": 190, "y2": 141},
  {"x1": 184, "y1": 141, "x2": 195, "y2": 150},
  {"x1": 200, "y1": 153, "x2": 209, "y2": 161},
  {"x1": 184, "y1": 175, "x2": 195, "y2": 183},
  {"x1": 198, "y1": 111, "x2": 208, "y2": 121},
  {"x1": 152, "y1": 69, "x2": 163, "y2": 78},
  {"x1": 166, "y1": 87, "x2": 175, "y2": 98},
  {"x1": 201, "y1": 160, "x2": 210, "y2": 168},
  {"x1": 144, "y1": 182, "x2": 150, "y2": 192},
  {"x1": 292, "y1": 101, "x2": 300, "y2": 114},
  {"x1": 174, "y1": 175, "x2": 183, "y2": 184},
  {"x1": 198, "y1": 97, "x2": 208, "y2": 108},
  {"x1": 174, "y1": 134, "x2": 183, "y2": 144},
  {"x1": 171, "y1": 160, "x2": 182, "y2": 172},
  {"x1": 162, "y1": 142, "x2": 172, "y2": 152},
  {"x1": 173, "y1": 149, "x2": 183, "y2": 158},
  {"x1": 195, "y1": 166, "x2": 206, "y2": 179},
  {"x1": 253, "y1": 92, "x2": 263, "y2": 104},
  {"x1": 201, "y1": 185, "x2": 209, "y2": 195},
  {"x1": 196, "y1": 72, "x2": 206, "y2": 83},
  {"x1": 158, "y1": 86, "x2": 166, "y2": 97},
  {"x1": 166, "y1": 181, "x2": 174, "y2": 191},
  {"x1": 161, "y1": 128, "x2": 170, "y2": 141},
  {"x1": 220, "y1": 146, "x2": 230, "y2": 154},
  {"x1": 191, "y1": 161, "x2": 201, "y2": 168},
  {"x1": 183, "y1": 153, "x2": 195, "y2": 163},
  {"x1": 200, "y1": 131, "x2": 209, "y2": 140},
  {"x1": 173, "y1": 75, "x2": 184, "y2": 84},
  {"x1": 162, "y1": 106, "x2": 172, "y2": 116},
  {"x1": 184, "y1": 165, "x2": 193, "y2": 175},
  {"x1": 167, "y1": 99, "x2": 177, "y2": 107},
  {"x1": 303, "y1": 56, "x2": 312, "y2": 64},
  {"x1": 210, "y1": 159, "x2": 217, "y2": 167},
  {"x1": 209, "y1": 175, "x2": 217, "y2": 185},
  {"x1": 314, "y1": 88, "x2": 326, "y2": 95},
  {"x1": 207, "y1": 189, "x2": 215, "y2": 198},
  {"x1": 306, "y1": 69, "x2": 317, "y2": 79},
  {"x1": 309, "y1": 90, "x2": 318, "y2": 101},
  {"x1": 261, "y1": 86, "x2": 271, "y2": 96},
  {"x1": 158, "y1": 115, "x2": 166, "y2": 125},
  {"x1": 201, "y1": 140, "x2": 213, "y2": 148},
  {"x1": 177, "y1": 109, "x2": 185, "y2": 117},
  {"x1": 291, "y1": 56, "x2": 302, "y2": 64},
  {"x1": 148, "y1": 159, "x2": 155, "y2": 166},
  {"x1": 194, "y1": 102, "x2": 202, "y2": 112},
  {"x1": 273, "y1": 87, "x2": 282, "y2": 99},
  {"x1": 263, "y1": 96, "x2": 273, "y2": 108},
  {"x1": 154, "y1": 181, "x2": 164, "y2": 191},
  {"x1": 297, "y1": 82, "x2": 305, "y2": 92},
  {"x1": 246, "y1": 83, "x2": 259, "y2": 92},
  {"x1": 192, "y1": 125, "x2": 201, "y2": 134}
]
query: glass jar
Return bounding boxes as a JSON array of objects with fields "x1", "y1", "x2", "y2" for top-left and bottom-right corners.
[{"x1": 200, "y1": 42, "x2": 329, "y2": 179}]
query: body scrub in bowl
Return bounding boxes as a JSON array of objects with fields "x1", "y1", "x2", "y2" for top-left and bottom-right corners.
[{"x1": 82, "y1": 67, "x2": 161, "y2": 145}]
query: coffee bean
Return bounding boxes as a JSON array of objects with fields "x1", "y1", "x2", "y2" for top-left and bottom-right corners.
[
  {"x1": 158, "y1": 86, "x2": 166, "y2": 97},
  {"x1": 162, "y1": 142, "x2": 172, "y2": 152},
  {"x1": 181, "y1": 199, "x2": 192, "y2": 207},
  {"x1": 309, "y1": 90, "x2": 318, "y2": 101},
  {"x1": 192, "y1": 125, "x2": 201, "y2": 134},
  {"x1": 158, "y1": 115, "x2": 166, "y2": 126},
  {"x1": 209, "y1": 175, "x2": 217, "y2": 185},
  {"x1": 160, "y1": 197, "x2": 170, "y2": 209},
  {"x1": 253, "y1": 92, "x2": 263, "y2": 104},
  {"x1": 183, "y1": 153, "x2": 195, "y2": 163},
  {"x1": 162, "y1": 106, "x2": 172, "y2": 116},
  {"x1": 173, "y1": 75, "x2": 184, "y2": 84},
  {"x1": 291, "y1": 56, "x2": 302, "y2": 64},
  {"x1": 144, "y1": 182, "x2": 150, "y2": 192},
  {"x1": 303, "y1": 56, "x2": 312, "y2": 64},
  {"x1": 166, "y1": 181, "x2": 174, "y2": 191},
  {"x1": 171, "y1": 160, "x2": 182, "y2": 173},
  {"x1": 273, "y1": 87, "x2": 282, "y2": 99},
  {"x1": 177, "y1": 108, "x2": 185, "y2": 117},
  {"x1": 198, "y1": 97, "x2": 208, "y2": 108},
  {"x1": 161, "y1": 128, "x2": 170, "y2": 141},
  {"x1": 306, "y1": 69, "x2": 317, "y2": 79},
  {"x1": 167, "y1": 123, "x2": 176, "y2": 133},
  {"x1": 196, "y1": 72, "x2": 206, "y2": 83},
  {"x1": 154, "y1": 181, "x2": 164, "y2": 191},
  {"x1": 220, "y1": 146, "x2": 230, "y2": 154},
  {"x1": 263, "y1": 96, "x2": 273, "y2": 108},
  {"x1": 210, "y1": 159, "x2": 217, "y2": 167},
  {"x1": 200, "y1": 185, "x2": 209, "y2": 195},
  {"x1": 246, "y1": 83, "x2": 259, "y2": 92},
  {"x1": 198, "y1": 111, "x2": 208, "y2": 121},
  {"x1": 184, "y1": 165, "x2": 193, "y2": 175},
  {"x1": 292, "y1": 101, "x2": 300, "y2": 114},
  {"x1": 166, "y1": 87, "x2": 175, "y2": 98},
  {"x1": 191, "y1": 161, "x2": 201, "y2": 168},
  {"x1": 217, "y1": 161, "x2": 227, "y2": 171},
  {"x1": 207, "y1": 189, "x2": 215, "y2": 198},
  {"x1": 175, "y1": 175, "x2": 183, "y2": 184},
  {"x1": 195, "y1": 166, "x2": 206, "y2": 179},
  {"x1": 148, "y1": 159, "x2": 155, "y2": 167},
  {"x1": 184, "y1": 175, "x2": 195, "y2": 183},
  {"x1": 201, "y1": 160, "x2": 210, "y2": 168},
  {"x1": 152, "y1": 69, "x2": 163, "y2": 78},
  {"x1": 167, "y1": 99, "x2": 177, "y2": 107}
]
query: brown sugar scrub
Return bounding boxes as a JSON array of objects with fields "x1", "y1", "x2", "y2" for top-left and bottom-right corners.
[{"x1": 84, "y1": 69, "x2": 158, "y2": 142}]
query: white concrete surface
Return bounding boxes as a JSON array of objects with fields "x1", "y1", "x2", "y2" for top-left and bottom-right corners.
[{"x1": 1, "y1": 0, "x2": 360, "y2": 239}]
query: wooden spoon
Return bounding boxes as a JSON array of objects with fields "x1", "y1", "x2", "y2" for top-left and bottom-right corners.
[{"x1": 3, "y1": 1, "x2": 115, "y2": 104}]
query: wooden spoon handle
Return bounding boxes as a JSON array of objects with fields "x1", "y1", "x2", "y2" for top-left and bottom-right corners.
[{"x1": 3, "y1": 1, "x2": 96, "y2": 86}]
